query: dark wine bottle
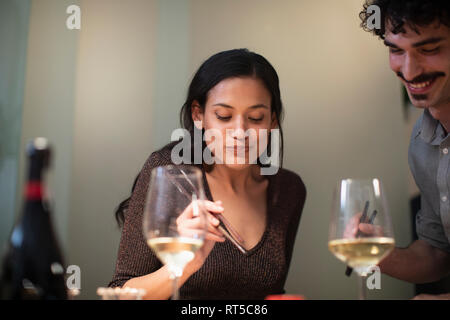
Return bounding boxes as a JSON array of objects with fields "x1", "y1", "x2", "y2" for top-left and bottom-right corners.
[{"x1": 0, "y1": 138, "x2": 67, "y2": 299}]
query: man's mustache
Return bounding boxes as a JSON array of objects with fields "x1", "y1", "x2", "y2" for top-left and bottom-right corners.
[{"x1": 396, "y1": 71, "x2": 446, "y2": 84}]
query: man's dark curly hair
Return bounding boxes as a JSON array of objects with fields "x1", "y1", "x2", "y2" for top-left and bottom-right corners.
[{"x1": 360, "y1": 0, "x2": 450, "y2": 39}]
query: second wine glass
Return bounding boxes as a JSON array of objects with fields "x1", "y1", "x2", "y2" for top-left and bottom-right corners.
[{"x1": 328, "y1": 178, "x2": 395, "y2": 299}]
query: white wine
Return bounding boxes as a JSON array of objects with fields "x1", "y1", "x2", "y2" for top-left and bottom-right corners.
[
  {"x1": 147, "y1": 237, "x2": 203, "y2": 277},
  {"x1": 328, "y1": 237, "x2": 394, "y2": 276}
]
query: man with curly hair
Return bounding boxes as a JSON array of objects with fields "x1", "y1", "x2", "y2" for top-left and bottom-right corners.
[{"x1": 360, "y1": 0, "x2": 450, "y2": 299}]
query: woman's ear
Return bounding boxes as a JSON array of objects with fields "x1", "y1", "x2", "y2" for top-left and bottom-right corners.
[{"x1": 191, "y1": 100, "x2": 203, "y2": 130}]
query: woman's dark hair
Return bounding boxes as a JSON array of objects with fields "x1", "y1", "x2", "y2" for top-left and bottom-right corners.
[
  {"x1": 115, "y1": 173, "x2": 140, "y2": 228},
  {"x1": 360, "y1": 0, "x2": 450, "y2": 39},
  {"x1": 115, "y1": 48, "x2": 284, "y2": 227}
]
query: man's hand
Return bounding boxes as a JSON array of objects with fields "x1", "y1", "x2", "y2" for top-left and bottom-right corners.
[
  {"x1": 379, "y1": 240, "x2": 450, "y2": 283},
  {"x1": 343, "y1": 212, "x2": 384, "y2": 238}
]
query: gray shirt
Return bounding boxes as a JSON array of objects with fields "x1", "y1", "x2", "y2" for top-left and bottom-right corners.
[{"x1": 409, "y1": 109, "x2": 450, "y2": 253}]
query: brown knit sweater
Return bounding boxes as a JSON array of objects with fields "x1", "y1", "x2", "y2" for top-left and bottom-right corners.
[{"x1": 109, "y1": 143, "x2": 306, "y2": 299}]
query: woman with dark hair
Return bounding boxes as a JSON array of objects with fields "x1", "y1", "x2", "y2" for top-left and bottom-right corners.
[{"x1": 109, "y1": 49, "x2": 306, "y2": 299}]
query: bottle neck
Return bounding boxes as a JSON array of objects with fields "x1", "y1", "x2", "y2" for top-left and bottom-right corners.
[
  {"x1": 25, "y1": 181, "x2": 43, "y2": 201},
  {"x1": 25, "y1": 157, "x2": 45, "y2": 201}
]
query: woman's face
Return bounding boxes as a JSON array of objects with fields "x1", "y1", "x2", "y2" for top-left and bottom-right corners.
[{"x1": 192, "y1": 76, "x2": 277, "y2": 170}]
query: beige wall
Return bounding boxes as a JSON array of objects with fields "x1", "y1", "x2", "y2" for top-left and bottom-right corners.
[
  {"x1": 152, "y1": 0, "x2": 190, "y2": 150},
  {"x1": 14, "y1": 0, "x2": 416, "y2": 299},
  {"x1": 67, "y1": 0, "x2": 157, "y2": 299}
]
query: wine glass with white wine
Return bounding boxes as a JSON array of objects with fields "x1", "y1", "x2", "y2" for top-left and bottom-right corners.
[
  {"x1": 328, "y1": 178, "x2": 395, "y2": 299},
  {"x1": 143, "y1": 165, "x2": 207, "y2": 300}
]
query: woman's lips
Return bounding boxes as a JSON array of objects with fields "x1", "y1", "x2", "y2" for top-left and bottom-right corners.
[
  {"x1": 225, "y1": 145, "x2": 255, "y2": 155},
  {"x1": 226, "y1": 146, "x2": 250, "y2": 151}
]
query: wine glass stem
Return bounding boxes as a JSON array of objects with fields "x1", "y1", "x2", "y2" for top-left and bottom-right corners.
[
  {"x1": 357, "y1": 275, "x2": 367, "y2": 300},
  {"x1": 172, "y1": 276, "x2": 180, "y2": 300}
]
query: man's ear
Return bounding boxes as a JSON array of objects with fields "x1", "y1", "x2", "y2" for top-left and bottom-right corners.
[
  {"x1": 271, "y1": 112, "x2": 279, "y2": 130},
  {"x1": 191, "y1": 100, "x2": 203, "y2": 130}
]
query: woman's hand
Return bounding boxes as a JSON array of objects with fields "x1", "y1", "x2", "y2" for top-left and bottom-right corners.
[
  {"x1": 176, "y1": 199, "x2": 226, "y2": 273},
  {"x1": 122, "y1": 200, "x2": 225, "y2": 300}
]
